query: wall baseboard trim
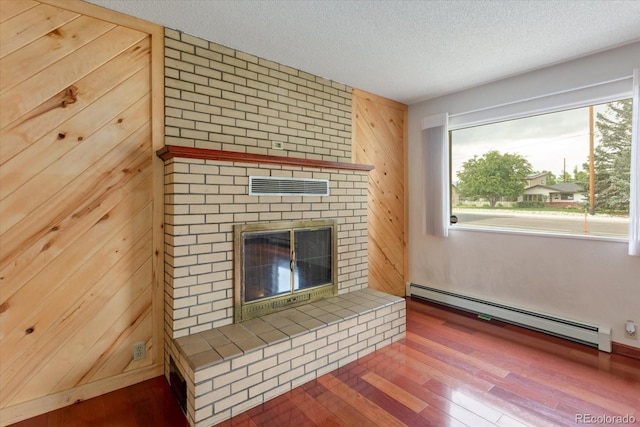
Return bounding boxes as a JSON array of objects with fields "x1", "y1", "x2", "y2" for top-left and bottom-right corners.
[
  {"x1": 612, "y1": 342, "x2": 640, "y2": 361},
  {"x1": 407, "y1": 283, "x2": 610, "y2": 352},
  {"x1": 409, "y1": 296, "x2": 640, "y2": 359}
]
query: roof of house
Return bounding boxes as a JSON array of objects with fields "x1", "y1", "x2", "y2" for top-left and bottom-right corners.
[
  {"x1": 550, "y1": 182, "x2": 584, "y2": 193},
  {"x1": 526, "y1": 172, "x2": 549, "y2": 180},
  {"x1": 524, "y1": 183, "x2": 584, "y2": 193}
]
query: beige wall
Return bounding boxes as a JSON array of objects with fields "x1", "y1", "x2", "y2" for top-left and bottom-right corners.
[{"x1": 408, "y1": 42, "x2": 640, "y2": 349}]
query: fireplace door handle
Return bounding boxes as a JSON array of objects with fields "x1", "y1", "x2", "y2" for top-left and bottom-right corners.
[{"x1": 290, "y1": 250, "x2": 295, "y2": 271}]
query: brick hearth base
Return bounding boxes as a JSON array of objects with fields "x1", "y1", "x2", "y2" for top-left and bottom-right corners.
[{"x1": 168, "y1": 288, "x2": 406, "y2": 426}]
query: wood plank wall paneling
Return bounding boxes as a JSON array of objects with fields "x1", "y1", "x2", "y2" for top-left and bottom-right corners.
[
  {"x1": 0, "y1": 1, "x2": 164, "y2": 424},
  {"x1": 352, "y1": 89, "x2": 408, "y2": 296}
]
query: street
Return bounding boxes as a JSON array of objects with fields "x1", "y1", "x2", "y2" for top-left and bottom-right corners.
[{"x1": 452, "y1": 209, "x2": 629, "y2": 238}]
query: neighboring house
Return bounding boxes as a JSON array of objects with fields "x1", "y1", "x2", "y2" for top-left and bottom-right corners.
[
  {"x1": 520, "y1": 182, "x2": 586, "y2": 207},
  {"x1": 526, "y1": 172, "x2": 549, "y2": 188}
]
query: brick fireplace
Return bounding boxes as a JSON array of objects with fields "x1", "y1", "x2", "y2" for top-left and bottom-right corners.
[
  {"x1": 162, "y1": 151, "x2": 372, "y2": 338},
  {"x1": 160, "y1": 29, "x2": 406, "y2": 426}
]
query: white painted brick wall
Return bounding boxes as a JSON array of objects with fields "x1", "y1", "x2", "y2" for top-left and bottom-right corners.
[
  {"x1": 164, "y1": 158, "x2": 369, "y2": 338},
  {"x1": 160, "y1": 24, "x2": 405, "y2": 427},
  {"x1": 165, "y1": 29, "x2": 352, "y2": 162}
]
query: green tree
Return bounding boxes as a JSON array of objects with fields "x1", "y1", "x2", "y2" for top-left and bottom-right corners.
[
  {"x1": 457, "y1": 150, "x2": 533, "y2": 207},
  {"x1": 571, "y1": 165, "x2": 589, "y2": 186},
  {"x1": 585, "y1": 100, "x2": 632, "y2": 213}
]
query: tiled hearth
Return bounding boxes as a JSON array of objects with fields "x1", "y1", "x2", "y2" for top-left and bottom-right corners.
[
  {"x1": 170, "y1": 289, "x2": 405, "y2": 426},
  {"x1": 175, "y1": 290, "x2": 403, "y2": 365}
]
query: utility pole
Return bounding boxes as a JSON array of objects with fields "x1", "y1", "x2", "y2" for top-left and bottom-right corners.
[{"x1": 589, "y1": 105, "x2": 595, "y2": 215}]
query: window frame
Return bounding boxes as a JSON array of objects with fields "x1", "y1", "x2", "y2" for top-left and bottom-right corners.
[{"x1": 447, "y1": 96, "x2": 633, "y2": 243}]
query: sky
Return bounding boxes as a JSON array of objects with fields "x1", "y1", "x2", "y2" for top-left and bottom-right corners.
[{"x1": 450, "y1": 103, "x2": 611, "y2": 183}]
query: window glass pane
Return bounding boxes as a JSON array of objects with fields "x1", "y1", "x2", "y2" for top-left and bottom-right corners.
[{"x1": 450, "y1": 99, "x2": 632, "y2": 238}]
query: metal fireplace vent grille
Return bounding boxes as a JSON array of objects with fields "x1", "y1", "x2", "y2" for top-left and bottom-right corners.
[{"x1": 249, "y1": 176, "x2": 329, "y2": 196}]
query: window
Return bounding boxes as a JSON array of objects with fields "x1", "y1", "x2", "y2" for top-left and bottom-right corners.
[
  {"x1": 450, "y1": 99, "x2": 632, "y2": 239},
  {"x1": 524, "y1": 194, "x2": 545, "y2": 202}
]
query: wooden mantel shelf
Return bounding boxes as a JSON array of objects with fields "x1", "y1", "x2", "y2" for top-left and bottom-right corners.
[{"x1": 156, "y1": 145, "x2": 374, "y2": 172}]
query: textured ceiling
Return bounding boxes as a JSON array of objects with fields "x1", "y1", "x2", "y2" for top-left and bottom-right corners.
[{"x1": 87, "y1": 0, "x2": 640, "y2": 105}]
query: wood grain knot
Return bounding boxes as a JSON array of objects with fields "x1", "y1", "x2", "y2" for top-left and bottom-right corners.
[
  {"x1": 61, "y1": 86, "x2": 78, "y2": 108},
  {"x1": 25, "y1": 327, "x2": 35, "y2": 335}
]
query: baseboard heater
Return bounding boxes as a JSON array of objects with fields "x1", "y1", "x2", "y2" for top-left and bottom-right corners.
[{"x1": 407, "y1": 283, "x2": 611, "y2": 352}]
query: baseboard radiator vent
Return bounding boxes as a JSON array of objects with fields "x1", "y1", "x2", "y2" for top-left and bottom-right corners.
[{"x1": 407, "y1": 283, "x2": 611, "y2": 352}]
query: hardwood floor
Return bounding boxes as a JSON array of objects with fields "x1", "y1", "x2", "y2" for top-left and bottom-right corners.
[
  {"x1": 8, "y1": 376, "x2": 189, "y2": 427},
  {"x1": 218, "y1": 298, "x2": 640, "y2": 427},
  {"x1": 11, "y1": 297, "x2": 640, "y2": 426}
]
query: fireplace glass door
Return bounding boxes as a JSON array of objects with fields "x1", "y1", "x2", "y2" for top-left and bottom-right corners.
[
  {"x1": 293, "y1": 228, "x2": 332, "y2": 290},
  {"x1": 235, "y1": 220, "x2": 337, "y2": 322},
  {"x1": 243, "y1": 231, "x2": 292, "y2": 302}
]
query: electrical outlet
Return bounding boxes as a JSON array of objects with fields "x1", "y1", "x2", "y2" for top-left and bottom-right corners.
[
  {"x1": 133, "y1": 342, "x2": 146, "y2": 361},
  {"x1": 624, "y1": 320, "x2": 637, "y2": 339}
]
